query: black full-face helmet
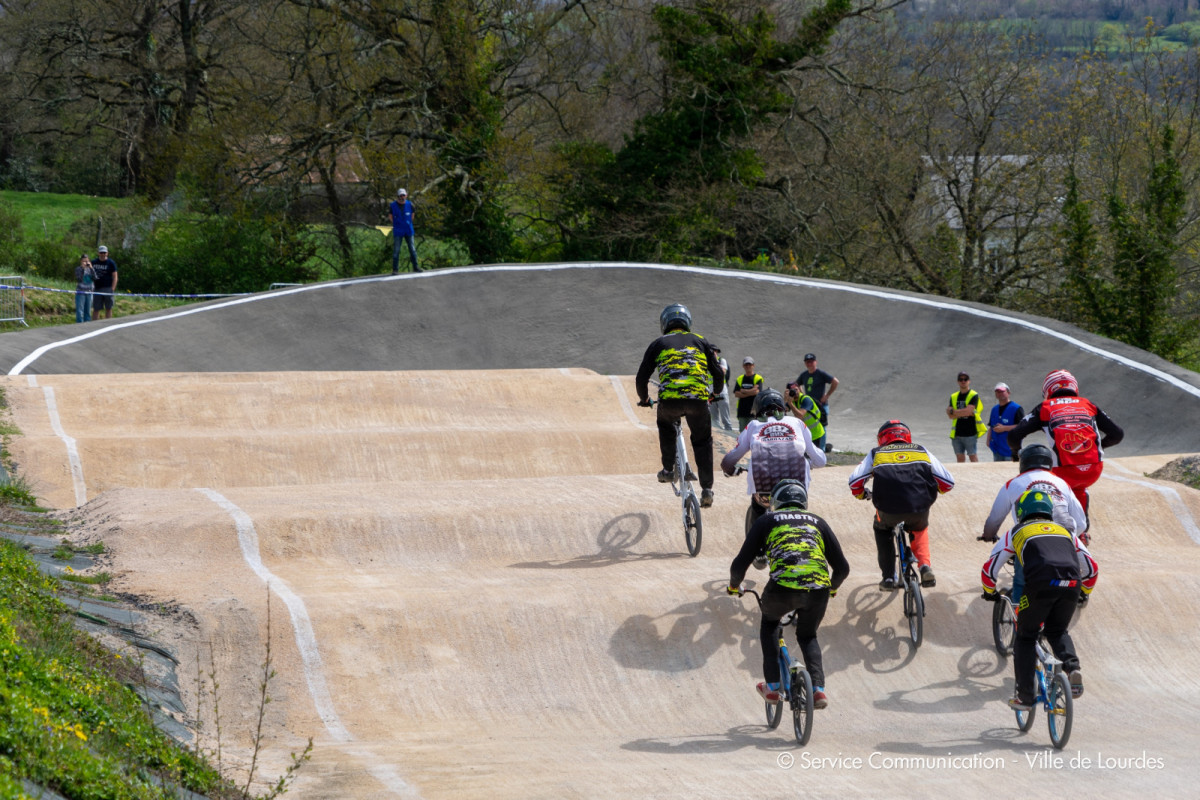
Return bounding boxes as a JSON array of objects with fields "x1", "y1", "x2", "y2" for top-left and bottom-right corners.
[
  {"x1": 659, "y1": 303, "x2": 692, "y2": 334},
  {"x1": 753, "y1": 388, "x2": 787, "y2": 420},
  {"x1": 770, "y1": 479, "x2": 809, "y2": 511},
  {"x1": 1018, "y1": 444, "x2": 1054, "y2": 473}
]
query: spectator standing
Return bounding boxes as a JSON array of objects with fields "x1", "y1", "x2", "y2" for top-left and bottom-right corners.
[
  {"x1": 733, "y1": 357, "x2": 764, "y2": 432},
  {"x1": 389, "y1": 188, "x2": 420, "y2": 274},
  {"x1": 986, "y1": 382, "x2": 1024, "y2": 462},
  {"x1": 795, "y1": 353, "x2": 838, "y2": 428},
  {"x1": 946, "y1": 371, "x2": 985, "y2": 462},
  {"x1": 709, "y1": 345, "x2": 734, "y2": 432},
  {"x1": 785, "y1": 381, "x2": 826, "y2": 451},
  {"x1": 90, "y1": 245, "x2": 118, "y2": 320},
  {"x1": 74, "y1": 255, "x2": 95, "y2": 323}
]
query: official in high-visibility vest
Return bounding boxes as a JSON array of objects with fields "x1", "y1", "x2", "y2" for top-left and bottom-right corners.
[{"x1": 946, "y1": 371, "x2": 985, "y2": 463}]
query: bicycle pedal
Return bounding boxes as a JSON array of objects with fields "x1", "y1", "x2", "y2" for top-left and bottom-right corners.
[{"x1": 684, "y1": 470, "x2": 698, "y2": 481}]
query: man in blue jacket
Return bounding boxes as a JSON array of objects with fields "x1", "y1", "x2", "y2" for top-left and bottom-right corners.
[{"x1": 390, "y1": 188, "x2": 420, "y2": 273}]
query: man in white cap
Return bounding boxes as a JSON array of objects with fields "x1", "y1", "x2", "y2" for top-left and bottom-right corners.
[
  {"x1": 389, "y1": 188, "x2": 420, "y2": 273},
  {"x1": 91, "y1": 245, "x2": 118, "y2": 319},
  {"x1": 986, "y1": 382, "x2": 1024, "y2": 462}
]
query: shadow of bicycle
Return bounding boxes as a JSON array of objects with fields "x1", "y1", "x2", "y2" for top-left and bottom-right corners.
[
  {"x1": 821, "y1": 582, "x2": 919, "y2": 676},
  {"x1": 509, "y1": 512, "x2": 689, "y2": 570},
  {"x1": 621, "y1": 724, "x2": 795, "y2": 756},
  {"x1": 610, "y1": 581, "x2": 751, "y2": 673}
]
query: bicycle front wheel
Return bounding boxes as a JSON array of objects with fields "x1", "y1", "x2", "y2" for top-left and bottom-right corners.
[
  {"x1": 992, "y1": 595, "x2": 1016, "y2": 656},
  {"x1": 791, "y1": 668, "x2": 814, "y2": 746},
  {"x1": 1047, "y1": 672, "x2": 1074, "y2": 749},
  {"x1": 904, "y1": 577, "x2": 924, "y2": 647},
  {"x1": 684, "y1": 492, "x2": 702, "y2": 556}
]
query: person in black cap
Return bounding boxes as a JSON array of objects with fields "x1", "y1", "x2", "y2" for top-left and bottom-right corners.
[
  {"x1": 795, "y1": 353, "x2": 838, "y2": 431},
  {"x1": 733, "y1": 356, "x2": 763, "y2": 432}
]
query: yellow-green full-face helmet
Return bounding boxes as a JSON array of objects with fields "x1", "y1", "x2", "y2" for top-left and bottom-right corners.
[{"x1": 1016, "y1": 489, "x2": 1055, "y2": 521}]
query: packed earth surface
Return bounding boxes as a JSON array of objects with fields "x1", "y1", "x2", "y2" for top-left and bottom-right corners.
[{"x1": 1, "y1": 264, "x2": 1198, "y2": 799}]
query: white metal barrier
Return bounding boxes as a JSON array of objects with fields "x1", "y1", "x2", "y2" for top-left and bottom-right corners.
[{"x1": 0, "y1": 276, "x2": 28, "y2": 326}]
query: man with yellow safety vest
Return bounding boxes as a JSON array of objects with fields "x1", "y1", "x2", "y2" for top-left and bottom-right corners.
[{"x1": 946, "y1": 371, "x2": 986, "y2": 463}]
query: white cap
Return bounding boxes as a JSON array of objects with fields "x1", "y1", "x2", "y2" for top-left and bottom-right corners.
[
  {"x1": 994, "y1": 382, "x2": 1010, "y2": 392},
  {"x1": 397, "y1": 188, "x2": 407, "y2": 196},
  {"x1": 97, "y1": 245, "x2": 108, "y2": 253}
]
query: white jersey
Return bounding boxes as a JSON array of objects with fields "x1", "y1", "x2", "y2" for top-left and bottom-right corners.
[
  {"x1": 720, "y1": 415, "x2": 826, "y2": 496},
  {"x1": 982, "y1": 469, "x2": 1087, "y2": 541}
]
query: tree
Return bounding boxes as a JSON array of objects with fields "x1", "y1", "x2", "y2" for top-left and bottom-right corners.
[
  {"x1": 557, "y1": 0, "x2": 897, "y2": 261},
  {"x1": 0, "y1": 0, "x2": 255, "y2": 198}
]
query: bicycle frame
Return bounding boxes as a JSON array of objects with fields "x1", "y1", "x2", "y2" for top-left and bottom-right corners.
[
  {"x1": 1014, "y1": 635, "x2": 1074, "y2": 749},
  {"x1": 642, "y1": 395, "x2": 703, "y2": 556},
  {"x1": 892, "y1": 522, "x2": 925, "y2": 647},
  {"x1": 739, "y1": 588, "x2": 814, "y2": 745},
  {"x1": 669, "y1": 419, "x2": 702, "y2": 557}
]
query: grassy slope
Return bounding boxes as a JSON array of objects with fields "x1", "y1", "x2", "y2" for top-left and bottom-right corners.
[
  {"x1": 0, "y1": 505, "x2": 234, "y2": 799},
  {"x1": 0, "y1": 190, "x2": 189, "y2": 329}
]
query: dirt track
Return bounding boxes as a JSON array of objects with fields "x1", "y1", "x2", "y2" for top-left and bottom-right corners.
[{"x1": 2, "y1": 265, "x2": 1199, "y2": 799}]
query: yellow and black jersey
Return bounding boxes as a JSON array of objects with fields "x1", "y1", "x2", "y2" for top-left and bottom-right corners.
[{"x1": 848, "y1": 442, "x2": 955, "y2": 514}]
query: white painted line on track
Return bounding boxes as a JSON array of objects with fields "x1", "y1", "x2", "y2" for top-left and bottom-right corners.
[
  {"x1": 609, "y1": 375, "x2": 653, "y2": 430},
  {"x1": 41, "y1": 385, "x2": 87, "y2": 507},
  {"x1": 1103, "y1": 462, "x2": 1200, "y2": 545},
  {"x1": 197, "y1": 488, "x2": 419, "y2": 798},
  {"x1": 8, "y1": 264, "x2": 1199, "y2": 402}
]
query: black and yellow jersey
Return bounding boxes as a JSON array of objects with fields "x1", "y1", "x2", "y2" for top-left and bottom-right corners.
[
  {"x1": 848, "y1": 442, "x2": 955, "y2": 514},
  {"x1": 636, "y1": 331, "x2": 724, "y2": 403},
  {"x1": 981, "y1": 518, "x2": 1098, "y2": 596}
]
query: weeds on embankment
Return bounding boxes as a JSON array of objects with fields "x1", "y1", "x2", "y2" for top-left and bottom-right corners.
[{"x1": 0, "y1": 488, "x2": 311, "y2": 798}]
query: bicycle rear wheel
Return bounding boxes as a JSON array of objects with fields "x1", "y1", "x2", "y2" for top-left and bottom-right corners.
[
  {"x1": 1047, "y1": 672, "x2": 1074, "y2": 749},
  {"x1": 790, "y1": 668, "x2": 814, "y2": 746},
  {"x1": 903, "y1": 576, "x2": 924, "y2": 647},
  {"x1": 992, "y1": 594, "x2": 1016, "y2": 656},
  {"x1": 684, "y1": 492, "x2": 702, "y2": 556}
]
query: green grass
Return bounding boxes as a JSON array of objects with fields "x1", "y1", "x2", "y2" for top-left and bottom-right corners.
[
  {"x1": 0, "y1": 190, "x2": 134, "y2": 243},
  {"x1": 0, "y1": 534, "x2": 232, "y2": 798}
]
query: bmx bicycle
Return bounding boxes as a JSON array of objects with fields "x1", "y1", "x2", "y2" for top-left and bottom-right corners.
[
  {"x1": 1013, "y1": 633, "x2": 1074, "y2": 749},
  {"x1": 887, "y1": 521, "x2": 925, "y2": 648},
  {"x1": 736, "y1": 587, "x2": 814, "y2": 745},
  {"x1": 989, "y1": 555, "x2": 1018, "y2": 656},
  {"x1": 640, "y1": 396, "x2": 702, "y2": 556}
]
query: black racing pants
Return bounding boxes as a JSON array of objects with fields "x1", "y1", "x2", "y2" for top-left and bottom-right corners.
[
  {"x1": 1013, "y1": 584, "x2": 1081, "y2": 702},
  {"x1": 760, "y1": 583, "x2": 831, "y2": 688},
  {"x1": 657, "y1": 398, "x2": 714, "y2": 489}
]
